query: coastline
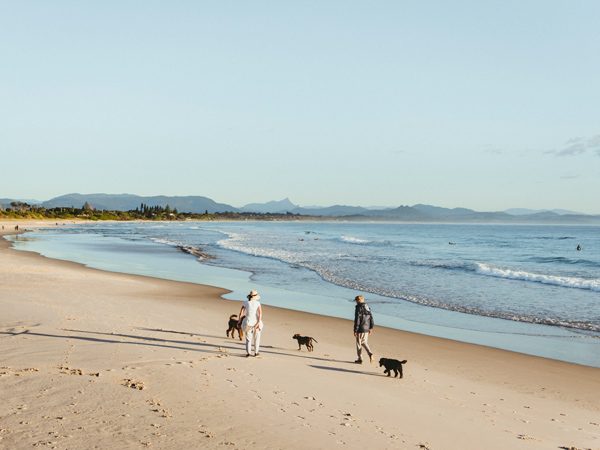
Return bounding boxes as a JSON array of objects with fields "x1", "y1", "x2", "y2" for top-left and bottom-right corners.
[{"x1": 1, "y1": 221, "x2": 599, "y2": 449}]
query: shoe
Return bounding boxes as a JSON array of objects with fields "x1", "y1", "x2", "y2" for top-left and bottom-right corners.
[
  {"x1": 354, "y1": 359, "x2": 363, "y2": 364},
  {"x1": 370, "y1": 354, "x2": 375, "y2": 364},
  {"x1": 255, "y1": 353, "x2": 260, "y2": 357},
  {"x1": 246, "y1": 353, "x2": 251, "y2": 357}
]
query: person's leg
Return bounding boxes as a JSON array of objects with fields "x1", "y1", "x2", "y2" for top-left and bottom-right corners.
[
  {"x1": 245, "y1": 327, "x2": 254, "y2": 355},
  {"x1": 362, "y1": 333, "x2": 372, "y2": 355},
  {"x1": 254, "y1": 328, "x2": 261, "y2": 355},
  {"x1": 361, "y1": 333, "x2": 374, "y2": 362},
  {"x1": 355, "y1": 334, "x2": 364, "y2": 361}
]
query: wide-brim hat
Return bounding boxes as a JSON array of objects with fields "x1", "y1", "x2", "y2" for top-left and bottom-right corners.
[{"x1": 248, "y1": 290, "x2": 261, "y2": 300}]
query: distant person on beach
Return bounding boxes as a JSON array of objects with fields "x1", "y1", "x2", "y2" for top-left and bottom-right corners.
[
  {"x1": 353, "y1": 295, "x2": 375, "y2": 364},
  {"x1": 238, "y1": 290, "x2": 263, "y2": 357},
  {"x1": 577, "y1": 245, "x2": 582, "y2": 251}
]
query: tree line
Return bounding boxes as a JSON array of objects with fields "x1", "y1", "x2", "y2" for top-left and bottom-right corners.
[{"x1": 0, "y1": 202, "x2": 306, "y2": 222}]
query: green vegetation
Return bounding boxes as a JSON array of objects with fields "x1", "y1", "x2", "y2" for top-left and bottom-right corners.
[{"x1": 0, "y1": 201, "x2": 307, "y2": 222}]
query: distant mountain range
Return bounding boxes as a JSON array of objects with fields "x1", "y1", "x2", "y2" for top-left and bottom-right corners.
[
  {"x1": 1, "y1": 193, "x2": 599, "y2": 224},
  {"x1": 39, "y1": 193, "x2": 233, "y2": 214}
]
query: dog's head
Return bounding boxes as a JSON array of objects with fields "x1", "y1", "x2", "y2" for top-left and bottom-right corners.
[
  {"x1": 378, "y1": 358, "x2": 387, "y2": 367},
  {"x1": 292, "y1": 334, "x2": 300, "y2": 340}
]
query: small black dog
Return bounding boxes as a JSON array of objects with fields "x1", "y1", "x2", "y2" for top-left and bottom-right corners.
[
  {"x1": 379, "y1": 358, "x2": 407, "y2": 378},
  {"x1": 292, "y1": 334, "x2": 318, "y2": 352},
  {"x1": 226, "y1": 314, "x2": 245, "y2": 340}
]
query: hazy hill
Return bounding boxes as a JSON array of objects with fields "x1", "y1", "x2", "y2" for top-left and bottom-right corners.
[
  {"x1": 41, "y1": 193, "x2": 237, "y2": 214},
  {"x1": 290, "y1": 205, "x2": 370, "y2": 217},
  {"x1": 412, "y1": 204, "x2": 477, "y2": 217},
  {"x1": 363, "y1": 205, "x2": 428, "y2": 219},
  {"x1": 504, "y1": 208, "x2": 584, "y2": 216},
  {"x1": 240, "y1": 198, "x2": 298, "y2": 213}
]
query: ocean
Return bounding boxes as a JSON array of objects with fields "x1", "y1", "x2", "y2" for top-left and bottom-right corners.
[{"x1": 6, "y1": 221, "x2": 600, "y2": 367}]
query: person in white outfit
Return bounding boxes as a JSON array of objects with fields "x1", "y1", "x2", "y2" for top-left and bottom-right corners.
[{"x1": 238, "y1": 290, "x2": 263, "y2": 357}]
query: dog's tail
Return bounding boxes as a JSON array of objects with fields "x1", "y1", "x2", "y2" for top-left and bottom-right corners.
[
  {"x1": 310, "y1": 337, "x2": 318, "y2": 343},
  {"x1": 229, "y1": 314, "x2": 238, "y2": 320},
  {"x1": 400, "y1": 360, "x2": 407, "y2": 364}
]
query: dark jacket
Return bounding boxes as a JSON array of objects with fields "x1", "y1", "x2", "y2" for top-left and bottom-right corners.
[{"x1": 354, "y1": 303, "x2": 374, "y2": 333}]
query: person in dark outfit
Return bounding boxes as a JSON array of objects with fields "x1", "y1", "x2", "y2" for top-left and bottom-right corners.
[{"x1": 353, "y1": 295, "x2": 374, "y2": 364}]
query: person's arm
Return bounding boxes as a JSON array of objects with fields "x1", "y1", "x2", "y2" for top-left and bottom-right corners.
[
  {"x1": 238, "y1": 305, "x2": 246, "y2": 325},
  {"x1": 255, "y1": 305, "x2": 262, "y2": 329}
]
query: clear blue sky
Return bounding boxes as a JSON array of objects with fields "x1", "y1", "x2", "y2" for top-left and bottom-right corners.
[{"x1": 1, "y1": 1, "x2": 599, "y2": 213}]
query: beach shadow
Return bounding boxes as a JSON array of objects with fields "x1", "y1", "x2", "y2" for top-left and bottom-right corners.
[
  {"x1": 65, "y1": 328, "x2": 249, "y2": 353},
  {"x1": 1, "y1": 327, "x2": 245, "y2": 357},
  {"x1": 308, "y1": 364, "x2": 382, "y2": 377},
  {"x1": 138, "y1": 327, "x2": 256, "y2": 344},
  {"x1": 274, "y1": 350, "x2": 340, "y2": 364}
]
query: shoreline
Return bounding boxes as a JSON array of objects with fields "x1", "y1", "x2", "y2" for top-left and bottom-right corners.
[
  {"x1": 1, "y1": 221, "x2": 599, "y2": 449},
  {"x1": 6, "y1": 219, "x2": 599, "y2": 369}
]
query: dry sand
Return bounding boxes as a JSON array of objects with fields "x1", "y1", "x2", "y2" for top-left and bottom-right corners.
[{"x1": 1, "y1": 221, "x2": 599, "y2": 450}]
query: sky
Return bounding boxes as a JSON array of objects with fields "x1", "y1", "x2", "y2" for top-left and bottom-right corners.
[{"x1": 1, "y1": 1, "x2": 599, "y2": 214}]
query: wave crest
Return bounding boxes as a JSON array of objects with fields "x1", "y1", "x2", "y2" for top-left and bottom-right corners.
[{"x1": 474, "y1": 263, "x2": 600, "y2": 292}]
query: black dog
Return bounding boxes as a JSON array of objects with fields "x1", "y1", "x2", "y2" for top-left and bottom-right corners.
[
  {"x1": 226, "y1": 314, "x2": 245, "y2": 340},
  {"x1": 292, "y1": 334, "x2": 318, "y2": 352},
  {"x1": 379, "y1": 358, "x2": 407, "y2": 378}
]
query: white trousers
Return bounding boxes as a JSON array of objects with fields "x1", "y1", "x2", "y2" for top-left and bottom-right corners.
[{"x1": 245, "y1": 326, "x2": 261, "y2": 355}]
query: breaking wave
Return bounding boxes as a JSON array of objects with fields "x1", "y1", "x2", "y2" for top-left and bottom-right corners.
[
  {"x1": 409, "y1": 260, "x2": 600, "y2": 292},
  {"x1": 473, "y1": 263, "x2": 600, "y2": 292}
]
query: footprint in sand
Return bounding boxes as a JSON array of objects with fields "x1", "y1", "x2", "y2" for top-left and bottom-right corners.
[
  {"x1": 517, "y1": 434, "x2": 540, "y2": 442},
  {"x1": 147, "y1": 398, "x2": 162, "y2": 407},
  {"x1": 199, "y1": 430, "x2": 216, "y2": 438},
  {"x1": 154, "y1": 408, "x2": 173, "y2": 418},
  {"x1": 121, "y1": 379, "x2": 147, "y2": 390}
]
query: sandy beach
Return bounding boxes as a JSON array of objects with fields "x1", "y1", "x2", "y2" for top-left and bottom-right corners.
[{"x1": 1, "y1": 221, "x2": 599, "y2": 450}]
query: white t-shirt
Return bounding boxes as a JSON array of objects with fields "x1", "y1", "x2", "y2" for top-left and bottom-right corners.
[{"x1": 243, "y1": 299, "x2": 263, "y2": 329}]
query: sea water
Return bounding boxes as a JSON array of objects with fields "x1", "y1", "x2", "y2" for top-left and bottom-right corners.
[{"x1": 6, "y1": 221, "x2": 599, "y2": 367}]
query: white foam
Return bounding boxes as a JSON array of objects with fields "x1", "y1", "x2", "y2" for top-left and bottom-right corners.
[
  {"x1": 474, "y1": 263, "x2": 600, "y2": 292},
  {"x1": 339, "y1": 235, "x2": 370, "y2": 244}
]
